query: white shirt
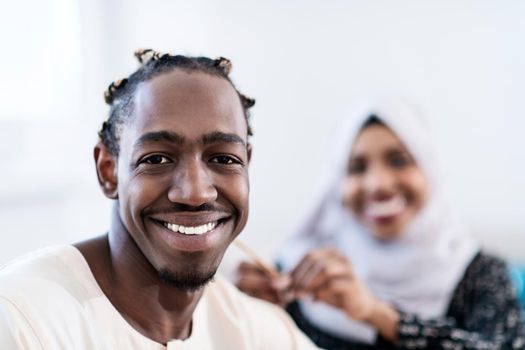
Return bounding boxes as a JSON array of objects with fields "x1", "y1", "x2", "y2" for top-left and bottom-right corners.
[{"x1": 0, "y1": 246, "x2": 320, "y2": 349}]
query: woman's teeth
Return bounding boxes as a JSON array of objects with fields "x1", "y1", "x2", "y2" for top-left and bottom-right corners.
[
  {"x1": 163, "y1": 221, "x2": 218, "y2": 235},
  {"x1": 365, "y1": 196, "x2": 406, "y2": 217}
]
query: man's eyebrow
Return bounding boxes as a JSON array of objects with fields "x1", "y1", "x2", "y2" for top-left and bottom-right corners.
[
  {"x1": 133, "y1": 131, "x2": 185, "y2": 149},
  {"x1": 202, "y1": 132, "x2": 246, "y2": 147}
]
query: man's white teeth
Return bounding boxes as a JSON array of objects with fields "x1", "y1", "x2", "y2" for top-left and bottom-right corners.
[
  {"x1": 366, "y1": 196, "x2": 406, "y2": 217},
  {"x1": 163, "y1": 221, "x2": 218, "y2": 235}
]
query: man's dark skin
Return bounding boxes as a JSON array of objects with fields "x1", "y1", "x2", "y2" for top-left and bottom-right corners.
[{"x1": 75, "y1": 69, "x2": 251, "y2": 344}]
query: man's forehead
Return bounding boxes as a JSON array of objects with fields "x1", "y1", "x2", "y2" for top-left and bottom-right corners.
[
  {"x1": 116, "y1": 74, "x2": 247, "y2": 152},
  {"x1": 134, "y1": 70, "x2": 242, "y2": 117},
  {"x1": 125, "y1": 70, "x2": 246, "y2": 135}
]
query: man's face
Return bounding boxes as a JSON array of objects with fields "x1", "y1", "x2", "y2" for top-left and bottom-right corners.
[{"x1": 115, "y1": 70, "x2": 250, "y2": 289}]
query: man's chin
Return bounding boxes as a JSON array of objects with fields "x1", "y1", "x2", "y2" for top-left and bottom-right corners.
[{"x1": 158, "y1": 267, "x2": 217, "y2": 292}]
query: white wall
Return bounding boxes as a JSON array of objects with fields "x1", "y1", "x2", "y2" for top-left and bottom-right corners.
[{"x1": 1, "y1": 0, "x2": 524, "y2": 266}]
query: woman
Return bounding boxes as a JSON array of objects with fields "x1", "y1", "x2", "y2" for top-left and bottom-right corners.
[{"x1": 236, "y1": 99, "x2": 525, "y2": 349}]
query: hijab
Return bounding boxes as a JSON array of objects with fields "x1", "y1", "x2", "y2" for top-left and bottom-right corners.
[{"x1": 278, "y1": 98, "x2": 478, "y2": 343}]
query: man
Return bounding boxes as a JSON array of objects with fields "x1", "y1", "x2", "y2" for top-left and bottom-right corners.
[{"x1": 0, "y1": 49, "x2": 320, "y2": 349}]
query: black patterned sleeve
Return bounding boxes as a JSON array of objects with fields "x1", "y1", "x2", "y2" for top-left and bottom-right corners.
[{"x1": 397, "y1": 254, "x2": 525, "y2": 350}]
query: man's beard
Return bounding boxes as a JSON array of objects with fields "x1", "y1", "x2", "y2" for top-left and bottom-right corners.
[{"x1": 158, "y1": 267, "x2": 216, "y2": 292}]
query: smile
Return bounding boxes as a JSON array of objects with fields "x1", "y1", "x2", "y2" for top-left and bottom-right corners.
[
  {"x1": 161, "y1": 220, "x2": 218, "y2": 235},
  {"x1": 149, "y1": 216, "x2": 231, "y2": 252},
  {"x1": 365, "y1": 195, "x2": 407, "y2": 218}
]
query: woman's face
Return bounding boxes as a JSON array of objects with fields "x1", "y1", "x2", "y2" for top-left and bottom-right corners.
[{"x1": 343, "y1": 124, "x2": 428, "y2": 240}]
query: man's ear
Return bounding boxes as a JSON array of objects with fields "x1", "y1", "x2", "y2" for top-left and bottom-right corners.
[
  {"x1": 94, "y1": 142, "x2": 118, "y2": 199},
  {"x1": 247, "y1": 143, "x2": 252, "y2": 164}
]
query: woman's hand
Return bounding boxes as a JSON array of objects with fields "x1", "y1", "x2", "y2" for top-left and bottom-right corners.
[
  {"x1": 234, "y1": 261, "x2": 291, "y2": 306},
  {"x1": 289, "y1": 248, "x2": 400, "y2": 342},
  {"x1": 289, "y1": 248, "x2": 378, "y2": 322}
]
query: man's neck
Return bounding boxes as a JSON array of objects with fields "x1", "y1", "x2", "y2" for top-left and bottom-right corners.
[{"x1": 75, "y1": 203, "x2": 204, "y2": 345}]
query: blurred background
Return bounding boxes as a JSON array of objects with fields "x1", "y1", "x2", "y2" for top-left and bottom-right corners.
[{"x1": 0, "y1": 0, "x2": 524, "y2": 268}]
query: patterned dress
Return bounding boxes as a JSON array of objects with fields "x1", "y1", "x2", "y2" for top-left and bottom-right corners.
[{"x1": 286, "y1": 252, "x2": 525, "y2": 350}]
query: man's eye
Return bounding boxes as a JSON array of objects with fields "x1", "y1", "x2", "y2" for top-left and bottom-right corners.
[
  {"x1": 210, "y1": 155, "x2": 238, "y2": 165},
  {"x1": 142, "y1": 155, "x2": 171, "y2": 165}
]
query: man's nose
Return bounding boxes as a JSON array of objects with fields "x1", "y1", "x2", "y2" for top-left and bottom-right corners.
[{"x1": 167, "y1": 160, "x2": 218, "y2": 207}]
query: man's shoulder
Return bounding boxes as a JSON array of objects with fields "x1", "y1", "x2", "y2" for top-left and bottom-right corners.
[
  {"x1": 0, "y1": 246, "x2": 109, "y2": 348},
  {"x1": 0, "y1": 245, "x2": 74, "y2": 276},
  {"x1": 0, "y1": 245, "x2": 87, "y2": 301}
]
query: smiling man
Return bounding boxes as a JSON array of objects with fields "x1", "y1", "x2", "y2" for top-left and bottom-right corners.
[{"x1": 0, "y1": 49, "x2": 320, "y2": 349}]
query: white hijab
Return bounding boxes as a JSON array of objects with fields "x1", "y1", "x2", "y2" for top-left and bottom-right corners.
[{"x1": 278, "y1": 98, "x2": 479, "y2": 344}]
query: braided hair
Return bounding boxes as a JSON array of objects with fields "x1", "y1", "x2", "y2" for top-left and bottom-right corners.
[{"x1": 99, "y1": 49, "x2": 256, "y2": 156}]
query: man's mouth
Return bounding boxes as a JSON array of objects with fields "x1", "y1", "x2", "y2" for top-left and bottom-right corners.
[
  {"x1": 148, "y1": 214, "x2": 233, "y2": 252},
  {"x1": 151, "y1": 217, "x2": 229, "y2": 236},
  {"x1": 161, "y1": 220, "x2": 218, "y2": 235}
]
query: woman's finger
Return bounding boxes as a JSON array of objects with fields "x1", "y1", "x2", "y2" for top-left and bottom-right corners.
[
  {"x1": 302, "y1": 260, "x2": 351, "y2": 294},
  {"x1": 237, "y1": 261, "x2": 268, "y2": 276}
]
